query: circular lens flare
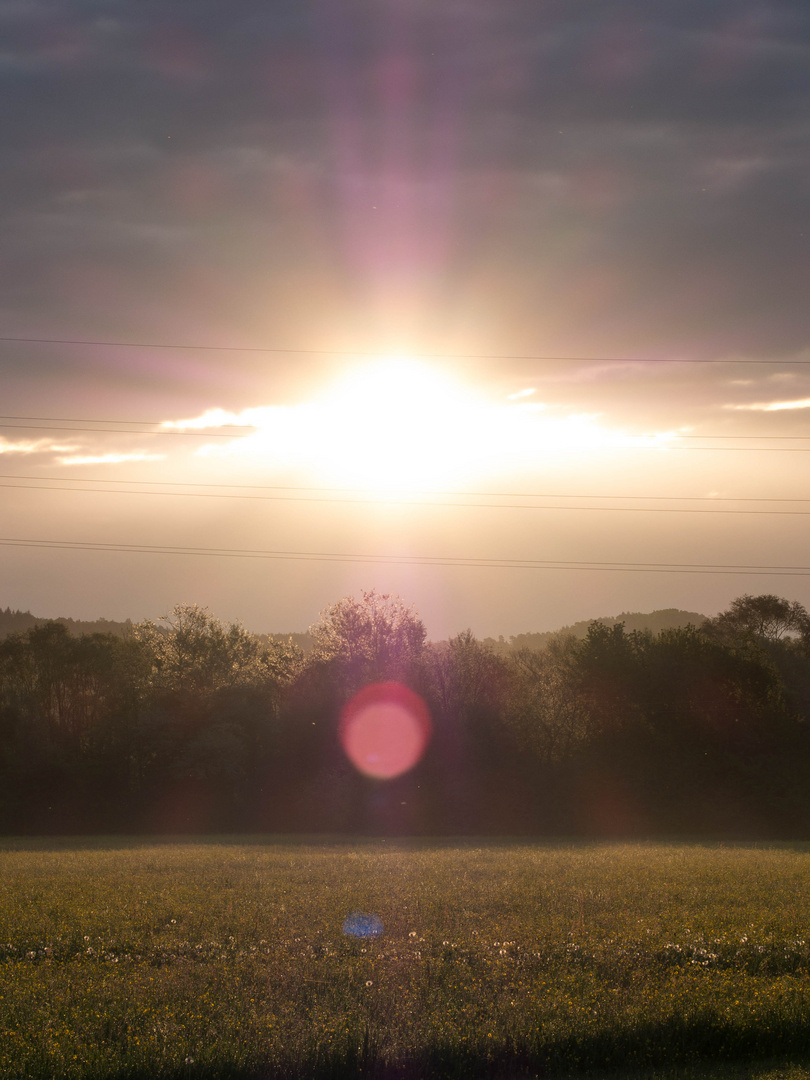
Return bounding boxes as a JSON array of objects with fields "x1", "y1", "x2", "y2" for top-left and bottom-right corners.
[
  {"x1": 342, "y1": 912, "x2": 384, "y2": 938},
  {"x1": 339, "y1": 682, "x2": 432, "y2": 779}
]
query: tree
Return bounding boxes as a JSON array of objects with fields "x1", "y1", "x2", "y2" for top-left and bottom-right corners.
[
  {"x1": 308, "y1": 590, "x2": 427, "y2": 694},
  {"x1": 129, "y1": 605, "x2": 302, "y2": 829},
  {"x1": 132, "y1": 603, "x2": 300, "y2": 696},
  {"x1": 505, "y1": 634, "x2": 589, "y2": 765},
  {"x1": 703, "y1": 594, "x2": 810, "y2": 645},
  {"x1": 426, "y1": 631, "x2": 551, "y2": 834},
  {"x1": 0, "y1": 622, "x2": 148, "y2": 830}
]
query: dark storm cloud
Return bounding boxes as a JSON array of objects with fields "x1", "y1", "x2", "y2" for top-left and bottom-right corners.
[{"x1": 1, "y1": 0, "x2": 809, "y2": 385}]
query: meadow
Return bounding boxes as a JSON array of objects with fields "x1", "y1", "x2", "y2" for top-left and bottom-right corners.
[{"x1": 2, "y1": 839, "x2": 810, "y2": 1079}]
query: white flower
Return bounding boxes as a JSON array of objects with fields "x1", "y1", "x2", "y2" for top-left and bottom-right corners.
[{"x1": 365, "y1": 980, "x2": 373, "y2": 987}]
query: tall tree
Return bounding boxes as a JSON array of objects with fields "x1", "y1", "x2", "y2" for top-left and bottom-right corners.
[
  {"x1": 703, "y1": 594, "x2": 810, "y2": 645},
  {"x1": 308, "y1": 590, "x2": 427, "y2": 695}
]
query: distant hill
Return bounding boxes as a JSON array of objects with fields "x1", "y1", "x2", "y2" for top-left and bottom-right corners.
[
  {"x1": 483, "y1": 608, "x2": 708, "y2": 654},
  {"x1": 1, "y1": 605, "x2": 705, "y2": 653},
  {"x1": 256, "y1": 631, "x2": 315, "y2": 655},
  {"x1": 0, "y1": 607, "x2": 133, "y2": 640},
  {"x1": 0, "y1": 607, "x2": 317, "y2": 651}
]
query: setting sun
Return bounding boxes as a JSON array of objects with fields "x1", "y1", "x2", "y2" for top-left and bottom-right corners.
[
  {"x1": 165, "y1": 359, "x2": 676, "y2": 493},
  {"x1": 297, "y1": 357, "x2": 487, "y2": 489}
]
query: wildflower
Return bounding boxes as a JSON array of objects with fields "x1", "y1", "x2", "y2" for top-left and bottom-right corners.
[{"x1": 366, "y1": 980, "x2": 373, "y2": 987}]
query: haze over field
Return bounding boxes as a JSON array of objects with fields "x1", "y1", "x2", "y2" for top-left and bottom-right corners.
[{"x1": 2, "y1": 1, "x2": 810, "y2": 637}]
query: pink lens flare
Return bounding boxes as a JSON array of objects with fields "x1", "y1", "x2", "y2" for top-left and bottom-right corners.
[{"x1": 339, "y1": 682, "x2": 432, "y2": 779}]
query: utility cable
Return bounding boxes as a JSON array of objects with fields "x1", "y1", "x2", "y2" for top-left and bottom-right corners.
[
  {"x1": 1, "y1": 414, "x2": 810, "y2": 441},
  {"x1": 1, "y1": 334, "x2": 809, "y2": 364},
  {"x1": 6, "y1": 480, "x2": 810, "y2": 516},
  {"x1": 2, "y1": 536, "x2": 810, "y2": 576},
  {"x1": 4, "y1": 420, "x2": 810, "y2": 449},
  {"x1": 1, "y1": 473, "x2": 809, "y2": 504},
  {"x1": 0, "y1": 423, "x2": 238, "y2": 438}
]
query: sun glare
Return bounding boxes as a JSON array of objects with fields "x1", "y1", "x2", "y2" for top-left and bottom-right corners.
[
  {"x1": 305, "y1": 358, "x2": 488, "y2": 490},
  {"x1": 167, "y1": 358, "x2": 676, "y2": 492}
]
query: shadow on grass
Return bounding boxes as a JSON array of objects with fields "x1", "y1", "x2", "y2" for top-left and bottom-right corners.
[
  {"x1": 2, "y1": 833, "x2": 810, "y2": 855},
  {"x1": 58, "y1": 1015, "x2": 810, "y2": 1080}
]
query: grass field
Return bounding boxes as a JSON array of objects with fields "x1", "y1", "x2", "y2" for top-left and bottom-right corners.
[{"x1": 2, "y1": 838, "x2": 810, "y2": 1079}]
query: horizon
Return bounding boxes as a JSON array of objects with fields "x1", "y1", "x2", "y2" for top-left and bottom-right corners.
[{"x1": 0, "y1": 595, "x2": 714, "y2": 641}]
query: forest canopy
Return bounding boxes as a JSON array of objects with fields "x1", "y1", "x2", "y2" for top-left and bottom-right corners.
[{"x1": 0, "y1": 592, "x2": 808, "y2": 838}]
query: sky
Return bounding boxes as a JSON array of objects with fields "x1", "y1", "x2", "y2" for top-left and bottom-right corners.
[{"x1": 2, "y1": 0, "x2": 810, "y2": 639}]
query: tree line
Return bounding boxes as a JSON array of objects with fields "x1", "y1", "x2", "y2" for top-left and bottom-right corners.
[{"x1": 1, "y1": 591, "x2": 808, "y2": 837}]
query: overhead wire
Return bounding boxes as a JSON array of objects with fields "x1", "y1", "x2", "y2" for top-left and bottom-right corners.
[
  {"x1": 0, "y1": 423, "x2": 239, "y2": 438},
  {"x1": 1, "y1": 333, "x2": 810, "y2": 364},
  {"x1": 2, "y1": 414, "x2": 810, "y2": 450},
  {"x1": 5, "y1": 479, "x2": 810, "y2": 516},
  {"x1": 2, "y1": 536, "x2": 810, "y2": 576},
  {"x1": 2, "y1": 473, "x2": 810, "y2": 503},
  {"x1": 2, "y1": 346, "x2": 808, "y2": 582}
]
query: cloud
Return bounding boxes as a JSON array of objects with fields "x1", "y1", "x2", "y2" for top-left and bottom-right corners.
[
  {"x1": 58, "y1": 452, "x2": 166, "y2": 465},
  {"x1": 727, "y1": 398, "x2": 810, "y2": 412},
  {"x1": 161, "y1": 407, "x2": 260, "y2": 430},
  {"x1": 1, "y1": 0, "x2": 810, "y2": 372},
  {"x1": 0, "y1": 437, "x2": 78, "y2": 455}
]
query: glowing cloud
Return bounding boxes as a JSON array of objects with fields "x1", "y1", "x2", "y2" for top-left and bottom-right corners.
[
  {"x1": 161, "y1": 407, "x2": 260, "y2": 430},
  {"x1": 168, "y1": 358, "x2": 679, "y2": 490},
  {"x1": 727, "y1": 398, "x2": 810, "y2": 412},
  {"x1": 0, "y1": 438, "x2": 79, "y2": 455},
  {"x1": 58, "y1": 452, "x2": 166, "y2": 465}
]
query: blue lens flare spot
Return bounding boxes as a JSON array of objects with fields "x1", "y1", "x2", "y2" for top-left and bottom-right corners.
[{"x1": 342, "y1": 912, "x2": 384, "y2": 939}]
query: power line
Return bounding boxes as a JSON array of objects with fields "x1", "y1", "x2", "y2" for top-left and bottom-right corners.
[
  {"x1": 679, "y1": 435, "x2": 810, "y2": 440},
  {"x1": 2, "y1": 473, "x2": 810, "y2": 504},
  {"x1": 4, "y1": 414, "x2": 810, "y2": 444},
  {"x1": 3, "y1": 415, "x2": 810, "y2": 446},
  {"x1": 3, "y1": 415, "x2": 810, "y2": 442},
  {"x1": 1, "y1": 333, "x2": 809, "y2": 364},
  {"x1": 0, "y1": 423, "x2": 240, "y2": 438},
  {"x1": 4, "y1": 414, "x2": 810, "y2": 440},
  {"x1": 2, "y1": 535, "x2": 810, "y2": 576},
  {"x1": 7, "y1": 480, "x2": 810, "y2": 516},
  {"x1": 0, "y1": 414, "x2": 251, "y2": 429}
]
